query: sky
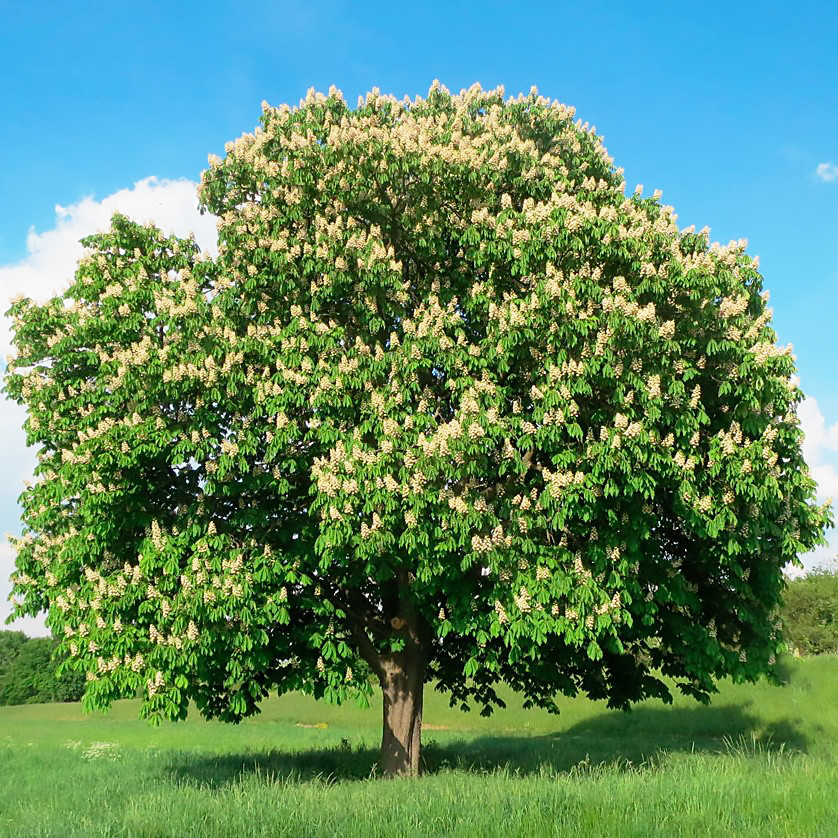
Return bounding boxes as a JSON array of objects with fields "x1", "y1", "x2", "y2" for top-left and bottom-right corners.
[{"x1": 1, "y1": 0, "x2": 836, "y2": 634}]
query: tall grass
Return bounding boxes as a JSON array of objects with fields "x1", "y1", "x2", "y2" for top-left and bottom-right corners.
[{"x1": 2, "y1": 655, "x2": 837, "y2": 836}]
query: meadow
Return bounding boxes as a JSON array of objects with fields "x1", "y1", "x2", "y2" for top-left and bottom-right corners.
[{"x1": 2, "y1": 655, "x2": 838, "y2": 837}]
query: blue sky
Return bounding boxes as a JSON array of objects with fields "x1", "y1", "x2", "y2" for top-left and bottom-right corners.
[{"x1": 1, "y1": 0, "x2": 836, "y2": 632}]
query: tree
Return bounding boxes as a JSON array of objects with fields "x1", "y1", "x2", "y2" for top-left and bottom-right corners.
[
  {"x1": 780, "y1": 566, "x2": 838, "y2": 656},
  {"x1": 0, "y1": 630, "x2": 27, "y2": 674},
  {"x1": 0, "y1": 631, "x2": 85, "y2": 705},
  {"x1": 4, "y1": 83, "x2": 831, "y2": 777}
]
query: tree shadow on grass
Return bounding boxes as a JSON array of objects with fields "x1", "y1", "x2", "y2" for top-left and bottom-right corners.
[
  {"x1": 164, "y1": 741, "x2": 378, "y2": 788},
  {"x1": 164, "y1": 701, "x2": 809, "y2": 789},
  {"x1": 422, "y1": 703, "x2": 808, "y2": 777}
]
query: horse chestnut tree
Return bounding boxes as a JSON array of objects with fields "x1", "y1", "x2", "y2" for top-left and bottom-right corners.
[{"x1": 5, "y1": 83, "x2": 831, "y2": 777}]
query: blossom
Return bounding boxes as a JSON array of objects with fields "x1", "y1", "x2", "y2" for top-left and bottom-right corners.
[
  {"x1": 514, "y1": 586, "x2": 531, "y2": 613},
  {"x1": 151, "y1": 520, "x2": 166, "y2": 550},
  {"x1": 659, "y1": 320, "x2": 675, "y2": 339},
  {"x1": 646, "y1": 374, "x2": 661, "y2": 399}
]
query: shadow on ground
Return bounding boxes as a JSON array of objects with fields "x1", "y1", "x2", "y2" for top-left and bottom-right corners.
[{"x1": 164, "y1": 702, "x2": 808, "y2": 789}]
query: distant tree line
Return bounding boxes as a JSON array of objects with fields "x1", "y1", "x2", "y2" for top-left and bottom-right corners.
[
  {"x1": 780, "y1": 566, "x2": 838, "y2": 656},
  {"x1": 0, "y1": 631, "x2": 85, "y2": 705}
]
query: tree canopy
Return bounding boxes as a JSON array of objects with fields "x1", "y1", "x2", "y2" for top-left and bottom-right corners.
[{"x1": 4, "y1": 83, "x2": 832, "y2": 776}]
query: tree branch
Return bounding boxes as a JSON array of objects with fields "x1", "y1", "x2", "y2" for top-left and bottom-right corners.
[
  {"x1": 476, "y1": 446, "x2": 541, "y2": 502},
  {"x1": 351, "y1": 623, "x2": 384, "y2": 679}
]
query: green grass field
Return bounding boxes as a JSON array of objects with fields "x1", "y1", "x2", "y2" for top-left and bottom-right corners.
[{"x1": 2, "y1": 655, "x2": 838, "y2": 836}]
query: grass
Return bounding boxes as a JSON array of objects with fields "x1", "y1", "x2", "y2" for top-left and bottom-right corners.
[{"x1": 2, "y1": 655, "x2": 838, "y2": 836}]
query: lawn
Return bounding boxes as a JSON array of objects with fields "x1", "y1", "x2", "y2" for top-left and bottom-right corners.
[{"x1": 1, "y1": 655, "x2": 837, "y2": 836}]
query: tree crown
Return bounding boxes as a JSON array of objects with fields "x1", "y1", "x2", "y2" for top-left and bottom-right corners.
[{"x1": 5, "y1": 83, "x2": 832, "y2": 723}]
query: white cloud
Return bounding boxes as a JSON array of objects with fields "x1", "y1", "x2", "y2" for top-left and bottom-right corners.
[
  {"x1": 1, "y1": 177, "x2": 217, "y2": 638},
  {"x1": 815, "y1": 162, "x2": 838, "y2": 183},
  {"x1": 795, "y1": 395, "x2": 838, "y2": 573},
  {"x1": 798, "y1": 395, "x2": 838, "y2": 466},
  {"x1": 0, "y1": 176, "x2": 218, "y2": 362}
]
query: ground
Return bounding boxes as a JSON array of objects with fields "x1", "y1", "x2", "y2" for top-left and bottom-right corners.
[{"x1": 2, "y1": 656, "x2": 838, "y2": 836}]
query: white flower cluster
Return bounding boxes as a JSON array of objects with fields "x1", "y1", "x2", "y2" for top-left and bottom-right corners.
[
  {"x1": 543, "y1": 468, "x2": 585, "y2": 499},
  {"x1": 146, "y1": 670, "x2": 166, "y2": 697},
  {"x1": 695, "y1": 495, "x2": 713, "y2": 514},
  {"x1": 718, "y1": 422, "x2": 744, "y2": 456},
  {"x1": 750, "y1": 341, "x2": 793, "y2": 366},
  {"x1": 150, "y1": 520, "x2": 166, "y2": 551},
  {"x1": 359, "y1": 512, "x2": 383, "y2": 539},
  {"x1": 719, "y1": 295, "x2": 749, "y2": 319},
  {"x1": 659, "y1": 320, "x2": 676, "y2": 340},
  {"x1": 471, "y1": 533, "x2": 493, "y2": 553},
  {"x1": 448, "y1": 494, "x2": 469, "y2": 516},
  {"x1": 514, "y1": 586, "x2": 531, "y2": 613}
]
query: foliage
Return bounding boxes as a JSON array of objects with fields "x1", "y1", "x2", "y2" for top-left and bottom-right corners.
[
  {"x1": 780, "y1": 566, "x2": 838, "y2": 656},
  {"x1": 0, "y1": 629, "x2": 27, "y2": 672},
  {"x1": 3, "y1": 83, "x2": 832, "y2": 768},
  {"x1": 0, "y1": 630, "x2": 85, "y2": 705}
]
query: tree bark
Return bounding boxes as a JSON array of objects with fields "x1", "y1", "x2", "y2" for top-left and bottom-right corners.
[
  {"x1": 378, "y1": 647, "x2": 426, "y2": 777},
  {"x1": 346, "y1": 570, "x2": 430, "y2": 778}
]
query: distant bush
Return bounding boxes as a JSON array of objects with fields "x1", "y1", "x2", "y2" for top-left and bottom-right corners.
[
  {"x1": 780, "y1": 566, "x2": 838, "y2": 656},
  {"x1": 0, "y1": 631, "x2": 85, "y2": 705}
]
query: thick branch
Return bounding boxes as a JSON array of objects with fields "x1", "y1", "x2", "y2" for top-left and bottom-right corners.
[
  {"x1": 351, "y1": 623, "x2": 385, "y2": 679},
  {"x1": 476, "y1": 446, "x2": 541, "y2": 502},
  {"x1": 315, "y1": 577, "x2": 389, "y2": 637}
]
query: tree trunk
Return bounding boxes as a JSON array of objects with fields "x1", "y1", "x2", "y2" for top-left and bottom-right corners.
[
  {"x1": 346, "y1": 571, "x2": 430, "y2": 778},
  {"x1": 378, "y1": 649, "x2": 426, "y2": 777}
]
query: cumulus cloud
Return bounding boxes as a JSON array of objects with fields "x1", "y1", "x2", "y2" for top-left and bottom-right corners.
[
  {"x1": 796, "y1": 396, "x2": 838, "y2": 573},
  {"x1": 815, "y1": 162, "x2": 838, "y2": 183},
  {"x1": 1, "y1": 176, "x2": 218, "y2": 362},
  {"x1": 1, "y1": 177, "x2": 217, "y2": 637},
  {"x1": 798, "y1": 397, "x2": 838, "y2": 493}
]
